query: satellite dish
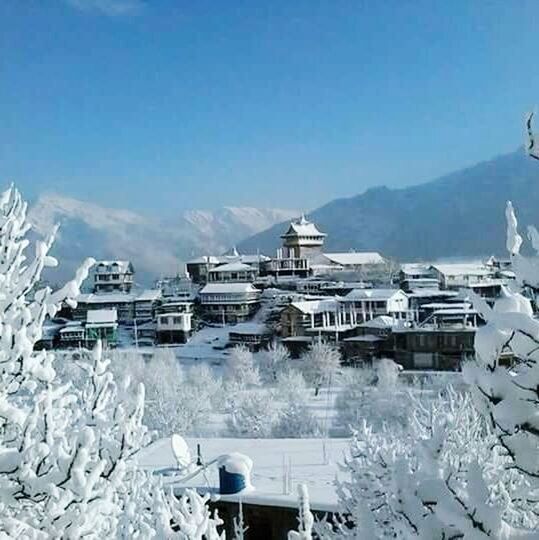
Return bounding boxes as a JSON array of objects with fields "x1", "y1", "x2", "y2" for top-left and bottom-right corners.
[{"x1": 171, "y1": 434, "x2": 191, "y2": 469}]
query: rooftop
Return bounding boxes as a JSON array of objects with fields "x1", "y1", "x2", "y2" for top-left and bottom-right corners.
[
  {"x1": 290, "y1": 298, "x2": 339, "y2": 314},
  {"x1": 323, "y1": 252, "x2": 385, "y2": 266},
  {"x1": 137, "y1": 436, "x2": 350, "y2": 512},
  {"x1": 430, "y1": 263, "x2": 494, "y2": 276},
  {"x1": 86, "y1": 309, "x2": 118, "y2": 325},
  {"x1": 93, "y1": 260, "x2": 133, "y2": 273},
  {"x1": 281, "y1": 215, "x2": 326, "y2": 239},
  {"x1": 135, "y1": 289, "x2": 162, "y2": 302},
  {"x1": 209, "y1": 262, "x2": 255, "y2": 273},
  {"x1": 77, "y1": 292, "x2": 136, "y2": 304},
  {"x1": 344, "y1": 288, "x2": 406, "y2": 301},
  {"x1": 228, "y1": 323, "x2": 270, "y2": 335},
  {"x1": 200, "y1": 283, "x2": 260, "y2": 294}
]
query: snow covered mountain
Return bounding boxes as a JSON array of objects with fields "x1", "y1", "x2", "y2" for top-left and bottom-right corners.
[
  {"x1": 28, "y1": 194, "x2": 298, "y2": 284},
  {"x1": 239, "y1": 149, "x2": 539, "y2": 261}
]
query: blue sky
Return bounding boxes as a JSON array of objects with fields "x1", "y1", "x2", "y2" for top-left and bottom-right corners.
[{"x1": 1, "y1": 0, "x2": 539, "y2": 213}]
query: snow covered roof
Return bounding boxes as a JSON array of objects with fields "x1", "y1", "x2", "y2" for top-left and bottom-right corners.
[
  {"x1": 139, "y1": 437, "x2": 350, "y2": 512},
  {"x1": 343, "y1": 335, "x2": 384, "y2": 342},
  {"x1": 430, "y1": 263, "x2": 494, "y2": 277},
  {"x1": 344, "y1": 288, "x2": 406, "y2": 301},
  {"x1": 94, "y1": 260, "x2": 133, "y2": 273},
  {"x1": 290, "y1": 299, "x2": 339, "y2": 314},
  {"x1": 86, "y1": 309, "x2": 118, "y2": 325},
  {"x1": 188, "y1": 254, "x2": 270, "y2": 265},
  {"x1": 59, "y1": 323, "x2": 84, "y2": 334},
  {"x1": 228, "y1": 323, "x2": 270, "y2": 335},
  {"x1": 422, "y1": 302, "x2": 471, "y2": 310},
  {"x1": 358, "y1": 315, "x2": 398, "y2": 329},
  {"x1": 323, "y1": 252, "x2": 385, "y2": 266},
  {"x1": 406, "y1": 288, "x2": 459, "y2": 298},
  {"x1": 187, "y1": 255, "x2": 221, "y2": 265},
  {"x1": 432, "y1": 308, "x2": 477, "y2": 316},
  {"x1": 77, "y1": 292, "x2": 135, "y2": 304},
  {"x1": 199, "y1": 283, "x2": 259, "y2": 294},
  {"x1": 281, "y1": 215, "x2": 326, "y2": 238},
  {"x1": 209, "y1": 262, "x2": 255, "y2": 273},
  {"x1": 400, "y1": 263, "x2": 433, "y2": 276},
  {"x1": 135, "y1": 289, "x2": 162, "y2": 302}
]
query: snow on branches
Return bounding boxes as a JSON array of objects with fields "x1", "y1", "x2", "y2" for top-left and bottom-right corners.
[{"x1": 0, "y1": 186, "x2": 222, "y2": 539}]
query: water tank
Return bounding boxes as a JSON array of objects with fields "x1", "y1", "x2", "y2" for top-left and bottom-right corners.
[{"x1": 218, "y1": 453, "x2": 253, "y2": 495}]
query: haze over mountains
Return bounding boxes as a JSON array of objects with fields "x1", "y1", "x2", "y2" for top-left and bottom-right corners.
[
  {"x1": 240, "y1": 149, "x2": 539, "y2": 261},
  {"x1": 25, "y1": 148, "x2": 539, "y2": 285},
  {"x1": 28, "y1": 194, "x2": 298, "y2": 285}
]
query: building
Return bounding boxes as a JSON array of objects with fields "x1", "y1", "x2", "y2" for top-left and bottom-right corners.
[
  {"x1": 280, "y1": 298, "x2": 354, "y2": 341},
  {"x1": 393, "y1": 306, "x2": 478, "y2": 370},
  {"x1": 90, "y1": 260, "x2": 134, "y2": 293},
  {"x1": 341, "y1": 288, "x2": 409, "y2": 323},
  {"x1": 85, "y1": 309, "x2": 118, "y2": 347},
  {"x1": 310, "y1": 251, "x2": 386, "y2": 277},
  {"x1": 74, "y1": 293, "x2": 136, "y2": 324},
  {"x1": 280, "y1": 214, "x2": 326, "y2": 259},
  {"x1": 399, "y1": 264, "x2": 439, "y2": 291},
  {"x1": 263, "y1": 216, "x2": 326, "y2": 279},
  {"x1": 134, "y1": 289, "x2": 162, "y2": 322},
  {"x1": 430, "y1": 263, "x2": 496, "y2": 290},
  {"x1": 341, "y1": 315, "x2": 398, "y2": 365},
  {"x1": 228, "y1": 323, "x2": 272, "y2": 351},
  {"x1": 59, "y1": 322, "x2": 86, "y2": 348},
  {"x1": 198, "y1": 283, "x2": 261, "y2": 324},
  {"x1": 158, "y1": 272, "x2": 196, "y2": 300},
  {"x1": 154, "y1": 297, "x2": 194, "y2": 344},
  {"x1": 137, "y1": 436, "x2": 346, "y2": 540},
  {"x1": 208, "y1": 262, "x2": 258, "y2": 283},
  {"x1": 187, "y1": 251, "x2": 269, "y2": 284}
]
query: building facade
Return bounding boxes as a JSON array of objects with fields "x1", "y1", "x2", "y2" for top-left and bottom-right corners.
[
  {"x1": 198, "y1": 283, "x2": 261, "y2": 324},
  {"x1": 90, "y1": 261, "x2": 134, "y2": 293}
]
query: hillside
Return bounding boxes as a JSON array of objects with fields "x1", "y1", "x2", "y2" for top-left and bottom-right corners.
[{"x1": 239, "y1": 149, "x2": 539, "y2": 261}]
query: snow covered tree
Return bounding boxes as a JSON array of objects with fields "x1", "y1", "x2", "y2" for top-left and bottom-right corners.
[
  {"x1": 259, "y1": 341, "x2": 290, "y2": 382},
  {"x1": 225, "y1": 345, "x2": 260, "y2": 388},
  {"x1": 0, "y1": 186, "x2": 223, "y2": 538},
  {"x1": 288, "y1": 484, "x2": 314, "y2": 540},
  {"x1": 272, "y1": 400, "x2": 322, "y2": 438},
  {"x1": 301, "y1": 341, "x2": 341, "y2": 396},
  {"x1": 319, "y1": 386, "x2": 537, "y2": 539},
  {"x1": 274, "y1": 369, "x2": 308, "y2": 404},
  {"x1": 227, "y1": 391, "x2": 278, "y2": 438}
]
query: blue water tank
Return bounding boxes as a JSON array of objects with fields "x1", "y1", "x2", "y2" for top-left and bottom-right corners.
[{"x1": 219, "y1": 466, "x2": 246, "y2": 495}]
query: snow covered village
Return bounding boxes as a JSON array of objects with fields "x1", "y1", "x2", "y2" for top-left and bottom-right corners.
[{"x1": 3, "y1": 2, "x2": 539, "y2": 539}]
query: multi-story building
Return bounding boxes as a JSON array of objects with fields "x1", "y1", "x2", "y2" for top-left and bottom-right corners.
[
  {"x1": 263, "y1": 216, "x2": 325, "y2": 279},
  {"x1": 155, "y1": 301, "x2": 193, "y2": 345},
  {"x1": 74, "y1": 293, "x2": 136, "y2": 324},
  {"x1": 207, "y1": 262, "x2": 258, "y2": 283},
  {"x1": 90, "y1": 261, "x2": 134, "y2": 293},
  {"x1": 187, "y1": 252, "x2": 269, "y2": 284},
  {"x1": 341, "y1": 288, "x2": 409, "y2": 323},
  {"x1": 399, "y1": 264, "x2": 439, "y2": 291},
  {"x1": 198, "y1": 283, "x2": 261, "y2": 324},
  {"x1": 134, "y1": 289, "x2": 162, "y2": 322}
]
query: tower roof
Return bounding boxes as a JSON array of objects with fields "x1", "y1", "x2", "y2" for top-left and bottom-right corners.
[{"x1": 281, "y1": 215, "x2": 326, "y2": 239}]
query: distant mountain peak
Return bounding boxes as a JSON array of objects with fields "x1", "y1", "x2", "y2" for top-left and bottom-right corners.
[{"x1": 27, "y1": 193, "x2": 298, "y2": 284}]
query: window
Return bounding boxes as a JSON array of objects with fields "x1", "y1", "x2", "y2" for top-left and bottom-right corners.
[
  {"x1": 160, "y1": 316, "x2": 169, "y2": 324},
  {"x1": 173, "y1": 317, "x2": 182, "y2": 324}
]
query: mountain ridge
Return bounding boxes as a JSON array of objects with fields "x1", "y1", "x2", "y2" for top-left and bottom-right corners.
[
  {"x1": 27, "y1": 193, "x2": 298, "y2": 285},
  {"x1": 239, "y1": 149, "x2": 539, "y2": 261}
]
